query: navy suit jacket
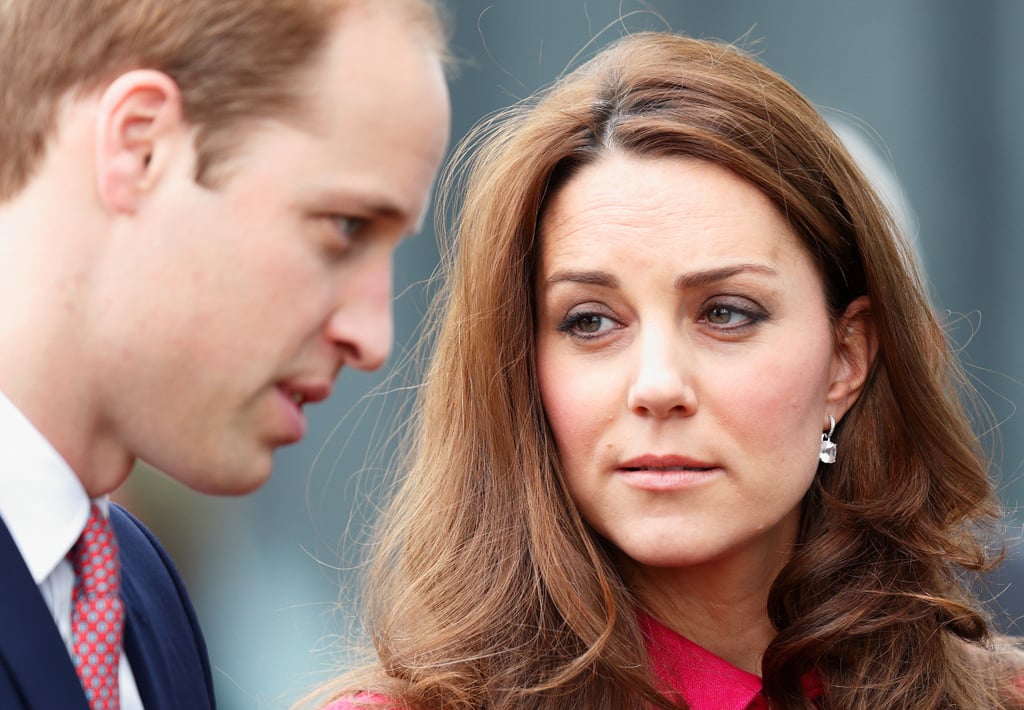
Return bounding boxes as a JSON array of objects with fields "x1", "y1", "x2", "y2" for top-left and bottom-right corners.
[{"x1": 0, "y1": 503, "x2": 215, "y2": 709}]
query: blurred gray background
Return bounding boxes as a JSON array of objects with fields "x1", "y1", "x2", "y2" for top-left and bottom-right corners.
[{"x1": 117, "y1": 1, "x2": 1024, "y2": 707}]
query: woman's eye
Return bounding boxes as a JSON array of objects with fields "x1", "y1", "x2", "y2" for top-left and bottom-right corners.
[
  {"x1": 700, "y1": 300, "x2": 767, "y2": 331},
  {"x1": 576, "y1": 314, "x2": 604, "y2": 333},
  {"x1": 558, "y1": 311, "x2": 617, "y2": 339},
  {"x1": 706, "y1": 306, "x2": 747, "y2": 326}
]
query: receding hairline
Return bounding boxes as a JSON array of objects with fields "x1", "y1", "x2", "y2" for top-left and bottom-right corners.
[
  {"x1": 195, "y1": 0, "x2": 449, "y2": 187},
  {"x1": 341, "y1": 0, "x2": 453, "y2": 72}
]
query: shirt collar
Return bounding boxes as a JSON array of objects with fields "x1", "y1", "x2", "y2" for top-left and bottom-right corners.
[
  {"x1": 0, "y1": 389, "x2": 94, "y2": 583},
  {"x1": 640, "y1": 610, "x2": 823, "y2": 709}
]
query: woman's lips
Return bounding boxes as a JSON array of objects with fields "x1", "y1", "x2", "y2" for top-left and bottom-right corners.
[{"x1": 615, "y1": 455, "x2": 720, "y2": 491}]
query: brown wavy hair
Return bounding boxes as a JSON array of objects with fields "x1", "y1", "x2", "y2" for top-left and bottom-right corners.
[{"x1": 319, "y1": 32, "x2": 1020, "y2": 709}]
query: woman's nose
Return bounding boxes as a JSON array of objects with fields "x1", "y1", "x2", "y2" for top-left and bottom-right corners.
[{"x1": 626, "y1": 327, "x2": 697, "y2": 418}]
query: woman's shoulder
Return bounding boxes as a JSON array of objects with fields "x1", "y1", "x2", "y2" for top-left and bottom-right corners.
[
  {"x1": 322, "y1": 692, "x2": 395, "y2": 710},
  {"x1": 960, "y1": 637, "x2": 1024, "y2": 705}
]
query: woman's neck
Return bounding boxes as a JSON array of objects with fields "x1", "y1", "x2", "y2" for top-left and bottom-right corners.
[{"x1": 623, "y1": 515, "x2": 798, "y2": 675}]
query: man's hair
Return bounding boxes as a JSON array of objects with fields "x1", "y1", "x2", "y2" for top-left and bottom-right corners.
[{"x1": 0, "y1": 0, "x2": 447, "y2": 201}]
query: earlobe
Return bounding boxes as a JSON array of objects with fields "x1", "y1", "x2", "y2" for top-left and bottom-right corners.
[
  {"x1": 826, "y1": 296, "x2": 878, "y2": 417},
  {"x1": 95, "y1": 69, "x2": 185, "y2": 213}
]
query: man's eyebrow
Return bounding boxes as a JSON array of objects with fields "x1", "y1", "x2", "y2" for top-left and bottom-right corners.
[
  {"x1": 360, "y1": 199, "x2": 408, "y2": 222},
  {"x1": 317, "y1": 186, "x2": 412, "y2": 224},
  {"x1": 331, "y1": 191, "x2": 430, "y2": 237}
]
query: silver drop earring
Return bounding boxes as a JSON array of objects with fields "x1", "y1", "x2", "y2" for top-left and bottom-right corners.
[{"x1": 819, "y1": 415, "x2": 837, "y2": 464}]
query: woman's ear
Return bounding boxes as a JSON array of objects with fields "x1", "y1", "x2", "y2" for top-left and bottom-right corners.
[
  {"x1": 94, "y1": 69, "x2": 186, "y2": 213},
  {"x1": 826, "y1": 296, "x2": 878, "y2": 418}
]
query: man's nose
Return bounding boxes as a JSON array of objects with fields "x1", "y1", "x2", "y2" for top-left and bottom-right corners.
[{"x1": 324, "y1": 256, "x2": 394, "y2": 372}]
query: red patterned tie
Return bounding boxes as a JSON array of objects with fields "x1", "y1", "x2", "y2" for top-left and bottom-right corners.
[{"x1": 68, "y1": 504, "x2": 124, "y2": 710}]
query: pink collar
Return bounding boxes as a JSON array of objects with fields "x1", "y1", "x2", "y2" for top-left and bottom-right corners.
[{"x1": 640, "y1": 611, "x2": 823, "y2": 709}]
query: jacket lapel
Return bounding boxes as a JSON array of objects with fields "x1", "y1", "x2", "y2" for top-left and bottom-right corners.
[
  {"x1": 0, "y1": 515, "x2": 89, "y2": 709},
  {"x1": 113, "y1": 504, "x2": 216, "y2": 710},
  {"x1": 120, "y1": 556, "x2": 166, "y2": 710}
]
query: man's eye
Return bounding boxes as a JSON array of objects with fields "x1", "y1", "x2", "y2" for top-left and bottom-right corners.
[{"x1": 333, "y1": 216, "x2": 368, "y2": 238}]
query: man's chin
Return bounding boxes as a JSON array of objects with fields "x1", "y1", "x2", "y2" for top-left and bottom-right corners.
[{"x1": 154, "y1": 457, "x2": 274, "y2": 497}]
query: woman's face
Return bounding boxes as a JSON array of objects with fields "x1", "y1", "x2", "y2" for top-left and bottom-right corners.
[{"x1": 535, "y1": 152, "x2": 869, "y2": 579}]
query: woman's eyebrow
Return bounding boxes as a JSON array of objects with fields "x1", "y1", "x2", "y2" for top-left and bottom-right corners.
[
  {"x1": 543, "y1": 270, "x2": 619, "y2": 290},
  {"x1": 674, "y1": 264, "x2": 779, "y2": 290},
  {"x1": 544, "y1": 264, "x2": 777, "y2": 291}
]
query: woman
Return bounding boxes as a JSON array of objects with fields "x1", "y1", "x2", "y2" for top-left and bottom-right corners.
[{"x1": 319, "y1": 32, "x2": 1022, "y2": 708}]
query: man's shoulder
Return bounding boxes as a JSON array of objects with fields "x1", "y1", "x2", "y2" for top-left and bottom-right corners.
[
  {"x1": 108, "y1": 502, "x2": 196, "y2": 611},
  {"x1": 110, "y1": 504, "x2": 179, "y2": 576},
  {"x1": 110, "y1": 502, "x2": 216, "y2": 708}
]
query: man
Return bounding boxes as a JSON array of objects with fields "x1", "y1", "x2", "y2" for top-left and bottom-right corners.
[{"x1": 0, "y1": 0, "x2": 451, "y2": 707}]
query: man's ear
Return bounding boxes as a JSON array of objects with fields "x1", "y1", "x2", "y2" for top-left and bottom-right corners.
[
  {"x1": 826, "y1": 296, "x2": 878, "y2": 418},
  {"x1": 95, "y1": 69, "x2": 186, "y2": 213}
]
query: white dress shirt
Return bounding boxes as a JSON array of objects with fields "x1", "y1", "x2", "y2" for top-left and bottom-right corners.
[{"x1": 0, "y1": 390, "x2": 144, "y2": 709}]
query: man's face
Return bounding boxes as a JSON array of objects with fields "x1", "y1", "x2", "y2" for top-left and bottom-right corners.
[{"x1": 87, "y1": 7, "x2": 450, "y2": 494}]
